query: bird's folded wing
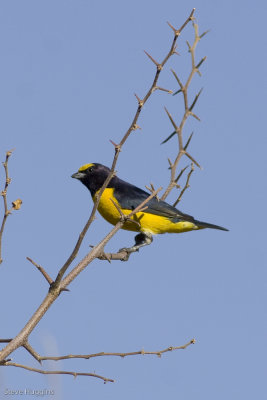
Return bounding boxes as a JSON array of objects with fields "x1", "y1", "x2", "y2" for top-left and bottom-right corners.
[{"x1": 114, "y1": 183, "x2": 195, "y2": 223}]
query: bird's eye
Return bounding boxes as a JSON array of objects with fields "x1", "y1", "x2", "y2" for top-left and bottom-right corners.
[{"x1": 88, "y1": 167, "x2": 94, "y2": 172}]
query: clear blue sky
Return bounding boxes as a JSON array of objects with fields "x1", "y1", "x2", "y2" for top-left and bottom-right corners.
[{"x1": 0, "y1": 1, "x2": 266, "y2": 399}]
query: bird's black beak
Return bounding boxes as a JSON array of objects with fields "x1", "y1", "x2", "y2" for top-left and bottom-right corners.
[{"x1": 71, "y1": 171, "x2": 85, "y2": 180}]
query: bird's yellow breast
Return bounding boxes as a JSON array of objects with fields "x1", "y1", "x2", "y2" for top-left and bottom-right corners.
[{"x1": 93, "y1": 188, "x2": 198, "y2": 234}]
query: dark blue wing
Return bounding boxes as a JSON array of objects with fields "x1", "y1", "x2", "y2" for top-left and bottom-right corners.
[{"x1": 112, "y1": 176, "x2": 194, "y2": 222}]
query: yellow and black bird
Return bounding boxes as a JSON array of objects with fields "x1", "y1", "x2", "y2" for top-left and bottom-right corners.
[{"x1": 72, "y1": 163, "x2": 228, "y2": 255}]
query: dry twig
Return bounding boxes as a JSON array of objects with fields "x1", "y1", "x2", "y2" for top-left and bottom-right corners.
[
  {"x1": 2, "y1": 361, "x2": 114, "y2": 383},
  {"x1": 173, "y1": 163, "x2": 195, "y2": 206},
  {"x1": 26, "y1": 257, "x2": 53, "y2": 285},
  {"x1": 0, "y1": 150, "x2": 18, "y2": 264},
  {"x1": 41, "y1": 339, "x2": 195, "y2": 361}
]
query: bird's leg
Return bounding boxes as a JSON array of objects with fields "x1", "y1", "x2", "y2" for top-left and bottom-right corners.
[{"x1": 119, "y1": 232, "x2": 153, "y2": 261}]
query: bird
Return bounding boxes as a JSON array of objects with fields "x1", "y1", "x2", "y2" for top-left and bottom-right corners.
[{"x1": 72, "y1": 163, "x2": 228, "y2": 256}]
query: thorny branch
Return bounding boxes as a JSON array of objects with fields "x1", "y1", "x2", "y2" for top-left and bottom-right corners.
[
  {"x1": 0, "y1": 9, "x2": 201, "y2": 381},
  {"x1": 0, "y1": 186, "x2": 162, "y2": 364},
  {"x1": 51, "y1": 8, "x2": 195, "y2": 287},
  {"x1": 173, "y1": 163, "x2": 195, "y2": 207},
  {"x1": 161, "y1": 21, "x2": 207, "y2": 204}
]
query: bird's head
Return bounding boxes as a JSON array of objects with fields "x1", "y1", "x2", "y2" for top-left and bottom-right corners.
[{"x1": 71, "y1": 163, "x2": 111, "y2": 196}]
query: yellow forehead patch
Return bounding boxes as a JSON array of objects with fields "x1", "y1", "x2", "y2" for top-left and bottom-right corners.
[{"x1": 78, "y1": 163, "x2": 94, "y2": 172}]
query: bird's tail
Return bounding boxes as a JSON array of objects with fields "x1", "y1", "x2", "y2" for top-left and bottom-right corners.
[{"x1": 194, "y1": 219, "x2": 229, "y2": 231}]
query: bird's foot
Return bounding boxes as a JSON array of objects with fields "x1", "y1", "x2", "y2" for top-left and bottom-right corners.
[{"x1": 118, "y1": 232, "x2": 153, "y2": 262}]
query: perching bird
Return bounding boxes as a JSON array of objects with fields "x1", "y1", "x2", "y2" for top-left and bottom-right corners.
[{"x1": 72, "y1": 163, "x2": 228, "y2": 255}]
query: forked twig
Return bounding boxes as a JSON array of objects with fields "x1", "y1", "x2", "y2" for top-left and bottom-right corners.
[
  {"x1": 26, "y1": 257, "x2": 53, "y2": 285},
  {"x1": 173, "y1": 163, "x2": 195, "y2": 206}
]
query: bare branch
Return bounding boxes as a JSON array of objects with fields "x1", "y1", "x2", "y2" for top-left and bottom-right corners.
[
  {"x1": 0, "y1": 339, "x2": 41, "y2": 364},
  {"x1": 26, "y1": 257, "x2": 53, "y2": 285},
  {"x1": 41, "y1": 339, "x2": 196, "y2": 361},
  {"x1": 0, "y1": 150, "x2": 16, "y2": 264},
  {"x1": 23, "y1": 342, "x2": 42, "y2": 364},
  {"x1": 2, "y1": 361, "x2": 114, "y2": 383},
  {"x1": 173, "y1": 163, "x2": 195, "y2": 206}
]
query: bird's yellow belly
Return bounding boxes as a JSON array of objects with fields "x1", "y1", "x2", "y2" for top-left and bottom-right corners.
[{"x1": 93, "y1": 188, "x2": 198, "y2": 234}]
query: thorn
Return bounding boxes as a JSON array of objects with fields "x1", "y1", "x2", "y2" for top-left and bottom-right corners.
[
  {"x1": 110, "y1": 139, "x2": 118, "y2": 147},
  {"x1": 161, "y1": 130, "x2": 176, "y2": 145},
  {"x1": 100, "y1": 252, "x2": 111, "y2": 263},
  {"x1": 167, "y1": 158, "x2": 173, "y2": 168},
  {"x1": 184, "y1": 132, "x2": 194, "y2": 150},
  {"x1": 196, "y1": 56, "x2": 207, "y2": 70},
  {"x1": 155, "y1": 86, "x2": 173, "y2": 94},
  {"x1": 132, "y1": 124, "x2": 141, "y2": 131},
  {"x1": 189, "y1": 88, "x2": 203, "y2": 111},
  {"x1": 172, "y1": 89, "x2": 182, "y2": 96},
  {"x1": 60, "y1": 288, "x2": 70, "y2": 292},
  {"x1": 171, "y1": 69, "x2": 183, "y2": 90},
  {"x1": 164, "y1": 107, "x2": 178, "y2": 131},
  {"x1": 144, "y1": 50, "x2": 161, "y2": 69},
  {"x1": 200, "y1": 30, "x2": 210, "y2": 39},
  {"x1": 134, "y1": 93, "x2": 144, "y2": 106},
  {"x1": 186, "y1": 40, "x2": 191, "y2": 52},
  {"x1": 175, "y1": 165, "x2": 189, "y2": 183},
  {"x1": 190, "y1": 112, "x2": 201, "y2": 122},
  {"x1": 167, "y1": 21, "x2": 177, "y2": 34},
  {"x1": 110, "y1": 140, "x2": 121, "y2": 152},
  {"x1": 185, "y1": 151, "x2": 201, "y2": 169},
  {"x1": 145, "y1": 183, "x2": 159, "y2": 200}
]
